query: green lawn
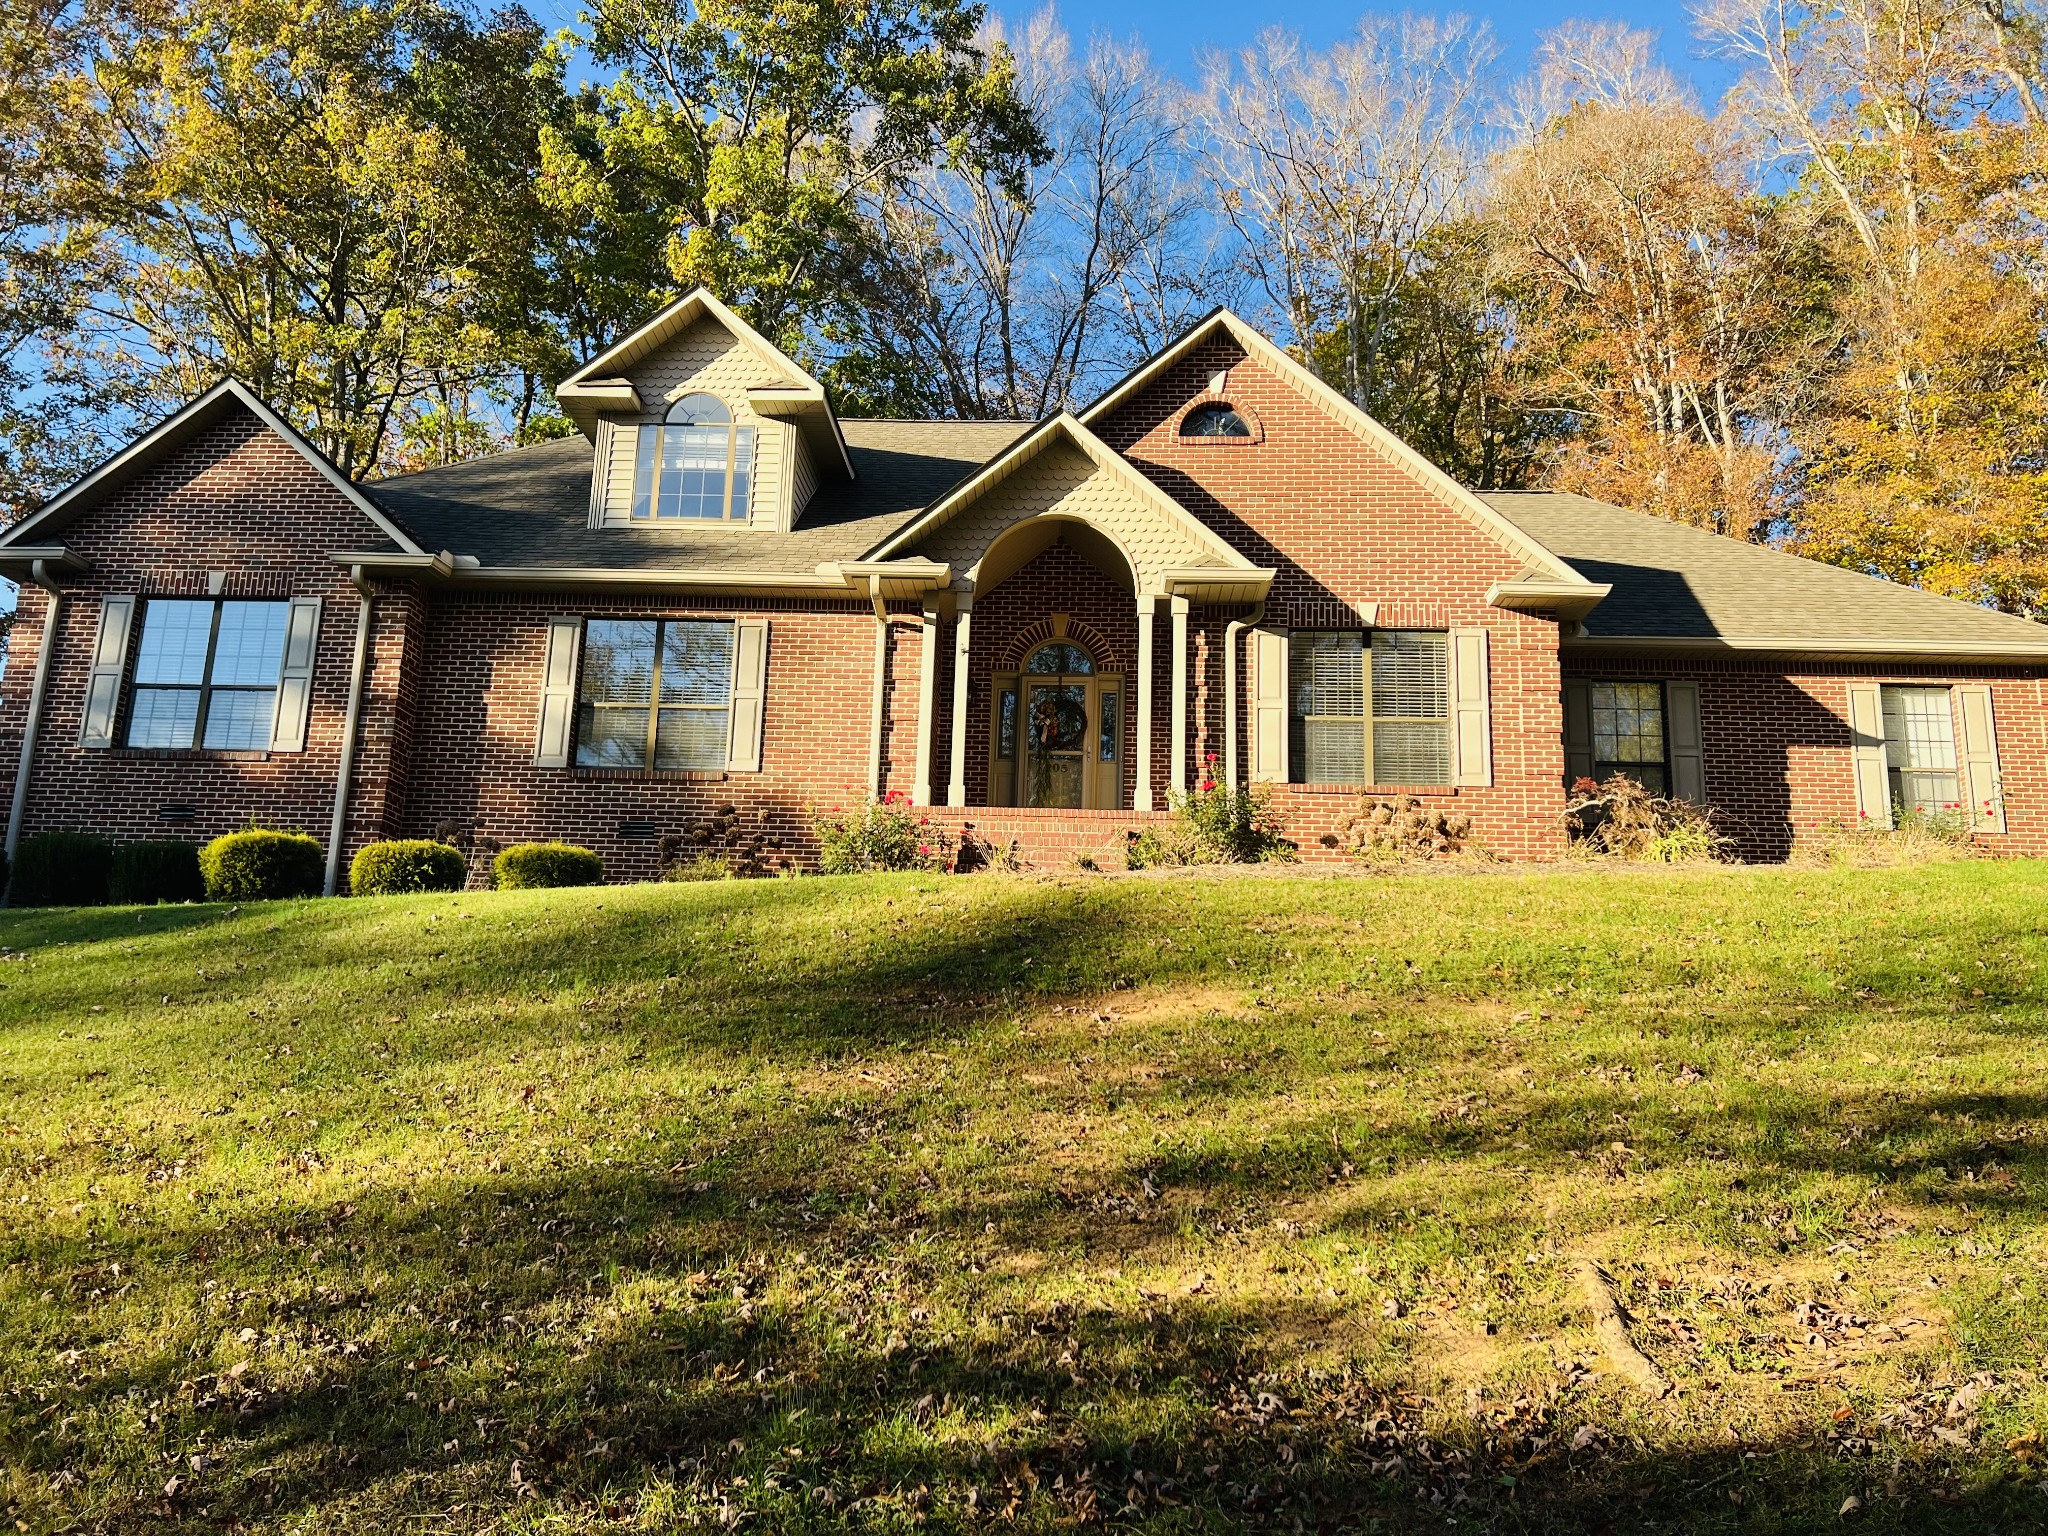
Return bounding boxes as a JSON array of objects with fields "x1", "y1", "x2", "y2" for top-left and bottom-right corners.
[{"x1": 4, "y1": 862, "x2": 2048, "y2": 1533}]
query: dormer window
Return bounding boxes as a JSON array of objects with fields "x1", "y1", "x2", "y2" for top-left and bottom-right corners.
[
  {"x1": 1181, "y1": 403, "x2": 1251, "y2": 439},
  {"x1": 630, "y1": 393, "x2": 756, "y2": 520}
]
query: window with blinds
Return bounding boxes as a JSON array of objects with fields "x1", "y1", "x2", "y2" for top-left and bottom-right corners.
[{"x1": 1288, "y1": 630, "x2": 1449, "y2": 785}]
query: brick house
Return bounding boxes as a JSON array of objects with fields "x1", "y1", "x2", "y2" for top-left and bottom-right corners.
[{"x1": 4, "y1": 289, "x2": 2045, "y2": 889}]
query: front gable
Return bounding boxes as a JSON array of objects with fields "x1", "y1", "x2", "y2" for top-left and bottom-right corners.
[
  {"x1": 1082, "y1": 316, "x2": 1599, "y2": 627},
  {"x1": 869, "y1": 414, "x2": 1272, "y2": 603},
  {"x1": 0, "y1": 380, "x2": 422, "y2": 576}
]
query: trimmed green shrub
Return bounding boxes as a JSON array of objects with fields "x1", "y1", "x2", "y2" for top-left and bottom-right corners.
[
  {"x1": 493, "y1": 841, "x2": 603, "y2": 889},
  {"x1": 351, "y1": 839, "x2": 467, "y2": 896},
  {"x1": 11, "y1": 831, "x2": 112, "y2": 906},
  {"x1": 199, "y1": 828, "x2": 324, "y2": 902},
  {"x1": 109, "y1": 840, "x2": 205, "y2": 904}
]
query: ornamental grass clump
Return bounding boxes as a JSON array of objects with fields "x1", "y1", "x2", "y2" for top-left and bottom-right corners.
[
  {"x1": 808, "y1": 792, "x2": 951, "y2": 873},
  {"x1": 492, "y1": 842, "x2": 603, "y2": 889},
  {"x1": 1563, "y1": 774, "x2": 1730, "y2": 863},
  {"x1": 108, "y1": 840, "x2": 205, "y2": 904},
  {"x1": 199, "y1": 828, "x2": 325, "y2": 901},
  {"x1": 1800, "y1": 805, "x2": 1978, "y2": 867},
  {"x1": 10, "y1": 831, "x2": 113, "y2": 906},
  {"x1": 1335, "y1": 796, "x2": 1482, "y2": 863},
  {"x1": 350, "y1": 839, "x2": 468, "y2": 896}
]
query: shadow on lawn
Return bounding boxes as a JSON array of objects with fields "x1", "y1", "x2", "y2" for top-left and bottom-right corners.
[{"x1": 11, "y1": 1160, "x2": 2041, "y2": 1536}]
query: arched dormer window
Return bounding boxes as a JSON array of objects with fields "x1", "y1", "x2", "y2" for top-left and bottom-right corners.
[
  {"x1": 1180, "y1": 402, "x2": 1251, "y2": 439},
  {"x1": 630, "y1": 392, "x2": 757, "y2": 520}
]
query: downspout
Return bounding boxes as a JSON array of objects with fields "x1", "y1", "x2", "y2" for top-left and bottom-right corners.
[
  {"x1": 1223, "y1": 600, "x2": 1266, "y2": 789},
  {"x1": 322, "y1": 567, "x2": 375, "y2": 897},
  {"x1": 867, "y1": 574, "x2": 888, "y2": 799},
  {"x1": 4, "y1": 560, "x2": 64, "y2": 886}
]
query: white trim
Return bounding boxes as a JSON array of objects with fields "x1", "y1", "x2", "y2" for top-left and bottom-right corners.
[
  {"x1": 1170, "y1": 595, "x2": 1189, "y2": 796},
  {"x1": 1077, "y1": 310, "x2": 1601, "y2": 593},
  {"x1": 3, "y1": 380, "x2": 426, "y2": 556},
  {"x1": 1135, "y1": 596, "x2": 1157, "y2": 811}
]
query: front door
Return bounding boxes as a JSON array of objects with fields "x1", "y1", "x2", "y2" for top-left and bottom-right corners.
[{"x1": 989, "y1": 640, "x2": 1122, "y2": 809}]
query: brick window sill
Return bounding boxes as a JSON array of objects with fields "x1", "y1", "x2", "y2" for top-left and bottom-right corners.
[
  {"x1": 1287, "y1": 782, "x2": 1458, "y2": 796},
  {"x1": 569, "y1": 767, "x2": 732, "y2": 782},
  {"x1": 110, "y1": 748, "x2": 273, "y2": 763},
  {"x1": 1174, "y1": 436, "x2": 1260, "y2": 448}
]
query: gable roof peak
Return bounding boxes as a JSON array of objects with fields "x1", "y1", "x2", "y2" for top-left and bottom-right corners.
[
  {"x1": 554, "y1": 286, "x2": 852, "y2": 478},
  {"x1": 0, "y1": 377, "x2": 426, "y2": 559},
  {"x1": 1078, "y1": 310, "x2": 1601, "y2": 594}
]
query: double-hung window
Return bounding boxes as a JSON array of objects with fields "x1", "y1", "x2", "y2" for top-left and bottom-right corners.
[
  {"x1": 1589, "y1": 681, "x2": 1668, "y2": 794},
  {"x1": 630, "y1": 393, "x2": 756, "y2": 521},
  {"x1": 1880, "y1": 684, "x2": 1960, "y2": 815},
  {"x1": 575, "y1": 618, "x2": 736, "y2": 770},
  {"x1": 1288, "y1": 630, "x2": 1450, "y2": 784},
  {"x1": 125, "y1": 598, "x2": 290, "y2": 750}
]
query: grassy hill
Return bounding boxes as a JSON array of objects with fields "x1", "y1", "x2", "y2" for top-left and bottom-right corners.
[{"x1": 3, "y1": 861, "x2": 2047, "y2": 1533}]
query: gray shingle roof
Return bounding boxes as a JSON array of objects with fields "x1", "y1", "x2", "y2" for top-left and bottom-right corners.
[
  {"x1": 366, "y1": 419, "x2": 1030, "y2": 571},
  {"x1": 1480, "y1": 489, "x2": 2048, "y2": 656}
]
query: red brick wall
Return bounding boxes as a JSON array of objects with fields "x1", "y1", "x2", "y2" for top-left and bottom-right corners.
[
  {"x1": 1088, "y1": 334, "x2": 1571, "y2": 859},
  {"x1": 11, "y1": 385, "x2": 2045, "y2": 884},
  {"x1": 1566, "y1": 655, "x2": 2048, "y2": 860},
  {"x1": 0, "y1": 407, "x2": 414, "y2": 869},
  {"x1": 400, "y1": 591, "x2": 885, "y2": 882}
]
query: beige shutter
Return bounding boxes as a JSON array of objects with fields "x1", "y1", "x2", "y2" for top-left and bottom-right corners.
[
  {"x1": 726, "y1": 617, "x2": 768, "y2": 771},
  {"x1": 78, "y1": 593, "x2": 137, "y2": 748},
  {"x1": 1665, "y1": 679, "x2": 1704, "y2": 803},
  {"x1": 1248, "y1": 626, "x2": 1289, "y2": 783},
  {"x1": 1843, "y1": 681, "x2": 1892, "y2": 828},
  {"x1": 266, "y1": 596, "x2": 323, "y2": 752},
  {"x1": 1562, "y1": 680, "x2": 1593, "y2": 785},
  {"x1": 1955, "y1": 685, "x2": 2005, "y2": 832},
  {"x1": 1448, "y1": 627, "x2": 1492, "y2": 787},
  {"x1": 533, "y1": 615, "x2": 583, "y2": 767}
]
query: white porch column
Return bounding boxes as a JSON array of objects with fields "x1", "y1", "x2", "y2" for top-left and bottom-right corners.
[
  {"x1": 947, "y1": 598, "x2": 972, "y2": 807},
  {"x1": 913, "y1": 600, "x2": 940, "y2": 806},
  {"x1": 1169, "y1": 595, "x2": 1190, "y2": 797},
  {"x1": 1134, "y1": 594, "x2": 1157, "y2": 812}
]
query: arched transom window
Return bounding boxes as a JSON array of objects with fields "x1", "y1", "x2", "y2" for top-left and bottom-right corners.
[
  {"x1": 1024, "y1": 640, "x2": 1094, "y2": 675},
  {"x1": 631, "y1": 393, "x2": 756, "y2": 521},
  {"x1": 1180, "y1": 403, "x2": 1251, "y2": 439}
]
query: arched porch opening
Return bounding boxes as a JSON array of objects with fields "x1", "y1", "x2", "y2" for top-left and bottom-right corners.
[{"x1": 951, "y1": 516, "x2": 1152, "y2": 812}]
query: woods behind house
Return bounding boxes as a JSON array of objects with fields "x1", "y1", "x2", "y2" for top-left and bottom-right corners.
[{"x1": 6, "y1": 0, "x2": 2048, "y2": 613}]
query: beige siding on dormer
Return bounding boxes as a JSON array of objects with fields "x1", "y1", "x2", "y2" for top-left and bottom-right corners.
[{"x1": 591, "y1": 317, "x2": 801, "y2": 528}]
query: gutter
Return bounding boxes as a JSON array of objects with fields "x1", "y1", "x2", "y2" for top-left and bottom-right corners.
[
  {"x1": 866, "y1": 574, "x2": 888, "y2": 797},
  {"x1": 1565, "y1": 632, "x2": 2048, "y2": 664},
  {"x1": 322, "y1": 566, "x2": 376, "y2": 897},
  {"x1": 4, "y1": 560, "x2": 66, "y2": 890}
]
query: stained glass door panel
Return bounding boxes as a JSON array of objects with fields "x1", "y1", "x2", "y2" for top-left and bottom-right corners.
[{"x1": 1024, "y1": 683, "x2": 1088, "y2": 808}]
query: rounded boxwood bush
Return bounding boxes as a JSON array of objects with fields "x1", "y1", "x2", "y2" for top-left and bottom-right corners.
[
  {"x1": 11, "y1": 831, "x2": 113, "y2": 906},
  {"x1": 351, "y1": 839, "x2": 467, "y2": 896},
  {"x1": 493, "y1": 841, "x2": 603, "y2": 889},
  {"x1": 109, "y1": 840, "x2": 205, "y2": 904},
  {"x1": 199, "y1": 828, "x2": 324, "y2": 902}
]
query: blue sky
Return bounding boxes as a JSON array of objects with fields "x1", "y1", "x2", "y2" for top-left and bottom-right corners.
[{"x1": 525, "y1": 0, "x2": 1735, "y2": 106}]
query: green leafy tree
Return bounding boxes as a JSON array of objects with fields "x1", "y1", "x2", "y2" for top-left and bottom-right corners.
[
  {"x1": 77, "y1": 0, "x2": 581, "y2": 479},
  {"x1": 580, "y1": 0, "x2": 1045, "y2": 362},
  {"x1": 0, "y1": 0, "x2": 115, "y2": 520}
]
